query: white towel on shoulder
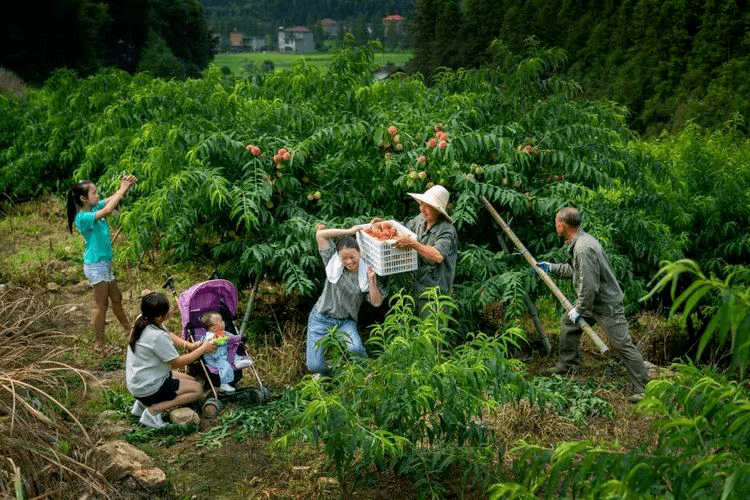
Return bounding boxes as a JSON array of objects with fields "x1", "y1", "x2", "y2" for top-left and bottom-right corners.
[{"x1": 325, "y1": 253, "x2": 369, "y2": 292}]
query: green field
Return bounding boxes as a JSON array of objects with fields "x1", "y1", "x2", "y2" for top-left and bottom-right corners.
[{"x1": 212, "y1": 51, "x2": 413, "y2": 75}]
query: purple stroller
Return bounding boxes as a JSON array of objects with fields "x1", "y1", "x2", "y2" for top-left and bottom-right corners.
[{"x1": 174, "y1": 278, "x2": 270, "y2": 417}]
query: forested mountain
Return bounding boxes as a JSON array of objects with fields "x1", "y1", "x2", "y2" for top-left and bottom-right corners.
[
  {"x1": 1, "y1": 0, "x2": 214, "y2": 84},
  {"x1": 411, "y1": 0, "x2": 750, "y2": 135},
  {"x1": 3, "y1": 0, "x2": 746, "y2": 135},
  {"x1": 200, "y1": 0, "x2": 415, "y2": 26}
]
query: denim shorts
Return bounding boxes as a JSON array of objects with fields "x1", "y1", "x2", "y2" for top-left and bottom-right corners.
[{"x1": 83, "y1": 260, "x2": 114, "y2": 285}]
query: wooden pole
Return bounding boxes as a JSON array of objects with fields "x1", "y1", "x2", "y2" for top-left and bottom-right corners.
[
  {"x1": 481, "y1": 196, "x2": 609, "y2": 354},
  {"x1": 239, "y1": 272, "x2": 262, "y2": 338}
]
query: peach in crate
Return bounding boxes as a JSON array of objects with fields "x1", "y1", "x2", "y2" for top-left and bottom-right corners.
[{"x1": 356, "y1": 220, "x2": 418, "y2": 276}]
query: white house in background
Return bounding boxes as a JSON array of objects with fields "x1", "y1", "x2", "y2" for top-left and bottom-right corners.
[{"x1": 277, "y1": 26, "x2": 314, "y2": 53}]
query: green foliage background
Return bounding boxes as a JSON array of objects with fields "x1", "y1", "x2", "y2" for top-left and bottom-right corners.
[
  {"x1": 2, "y1": 37, "x2": 749, "y2": 326},
  {"x1": 0, "y1": 0, "x2": 214, "y2": 83},
  {"x1": 2, "y1": 35, "x2": 750, "y2": 499},
  {"x1": 412, "y1": 0, "x2": 750, "y2": 136}
]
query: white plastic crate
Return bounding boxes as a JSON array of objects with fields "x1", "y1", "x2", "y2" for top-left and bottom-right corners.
[{"x1": 356, "y1": 220, "x2": 418, "y2": 276}]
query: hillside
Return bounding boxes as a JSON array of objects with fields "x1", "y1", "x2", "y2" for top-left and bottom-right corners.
[
  {"x1": 410, "y1": 0, "x2": 750, "y2": 135},
  {"x1": 0, "y1": 196, "x2": 664, "y2": 498}
]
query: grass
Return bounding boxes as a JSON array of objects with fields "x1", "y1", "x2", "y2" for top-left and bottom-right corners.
[
  {"x1": 0, "y1": 195, "x2": 672, "y2": 498},
  {"x1": 212, "y1": 50, "x2": 414, "y2": 76}
]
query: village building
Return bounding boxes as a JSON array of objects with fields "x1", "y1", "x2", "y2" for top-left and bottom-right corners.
[
  {"x1": 228, "y1": 30, "x2": 267, "y2": 52},
  {"x1": 382, "y1": 14, "x2": 406, "y2": 37},
  {"x1": 277, "y1": 26, "x2": 315, "y2": 53},
  {"x1": 319, "y1": 18, "x2": 339, "y2": 38}
]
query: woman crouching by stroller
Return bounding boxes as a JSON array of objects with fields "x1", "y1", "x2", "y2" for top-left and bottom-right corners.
[
  {"x1": 126, "y1": 292, "x2": 217, "y2": 429},
  {"x1": 306, "y1": 223, "x2": 385, "y2": 375}
]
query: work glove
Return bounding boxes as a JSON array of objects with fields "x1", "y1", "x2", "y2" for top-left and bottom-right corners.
[
  {"x1": 568, "y1": 307, "x2": 581, "y2": 325},
  {"x1": 532, "y1": 261, "x2": 551, "y2": 274}
]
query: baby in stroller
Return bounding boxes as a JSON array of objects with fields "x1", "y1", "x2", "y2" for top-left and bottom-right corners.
[
  {"x1": 201, "y1": 311, "x2": 253, "y2": 393},
  {"x1": 178, "y1": 278, "x2": 259, "y2": 396}
]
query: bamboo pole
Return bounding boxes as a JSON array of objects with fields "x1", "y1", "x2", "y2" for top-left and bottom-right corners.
[{"x1": 481, "y1": 196, "x2": 609, "y2": 354}]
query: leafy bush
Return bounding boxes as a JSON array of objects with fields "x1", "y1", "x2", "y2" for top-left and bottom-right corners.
[
  {"x1": 634, "y1": 121, "x2": 750, "y2": 274},
  {"x1": 529, "y1": 376, "x2": 614, "y2": 428},
  {"x1": 491, "y1": 364, "x2": 750, "y2": 499},
  {"x1": 278, "y1": 291, "x2": 570, "y2": 498},
  {"x1": 644, "y1": 259, "x2": 750, "y2": 378},
  {"x1": 198, "y1": 387, "x2": 304, "y2": 447},
  {"x1": 490, "y1": 259, "x2": 750, "y2": 498},
  {"x1": 3, "y1": 39, "x2": 747, "y2": 329}
]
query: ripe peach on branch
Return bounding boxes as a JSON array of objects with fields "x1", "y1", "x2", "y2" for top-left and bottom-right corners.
[
  {"x1": 273, "y1": 147, "x2": 292, "y2": 165},
  {"x1": 518, "y1": 144, "x2": 540, "y2": 155}
]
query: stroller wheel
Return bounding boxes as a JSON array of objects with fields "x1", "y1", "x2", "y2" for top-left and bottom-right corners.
[
  {"x1": 252, "y1": 387, "x2": 272, "y2": 403},
  {"x1": 202, "y1": 398, "x2": 223, "y2": 419}
]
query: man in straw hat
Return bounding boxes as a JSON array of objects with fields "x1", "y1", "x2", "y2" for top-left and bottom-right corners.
[{"x1": 393, "y1": 184, "x2": 458, "y2": 316}]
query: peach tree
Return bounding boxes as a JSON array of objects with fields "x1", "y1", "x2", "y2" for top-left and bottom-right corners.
[{"x1": 2, "y1": 36, "x2": 686, "y2": 328}]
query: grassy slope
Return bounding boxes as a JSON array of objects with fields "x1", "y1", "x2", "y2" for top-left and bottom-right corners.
[
  {"x1": 212, "y1": 50, "x2": 414, "y2": 76},
  {"x1": 0, "y1": 196, "x2": 666, "y2": 498}
]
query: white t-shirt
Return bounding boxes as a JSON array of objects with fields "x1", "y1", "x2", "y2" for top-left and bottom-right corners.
[{"x1": 125, "y1": 324, "x2": 179, "y2": 398}]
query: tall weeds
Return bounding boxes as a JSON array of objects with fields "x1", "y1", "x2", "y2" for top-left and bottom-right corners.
[{"x1": 0, "y1": 286, "x2": 118, "y2": 498}]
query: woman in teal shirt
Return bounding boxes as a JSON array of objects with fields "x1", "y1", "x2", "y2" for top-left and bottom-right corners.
[{"x1": 66, "y1": 175, "x2": 136, "y2": 353}]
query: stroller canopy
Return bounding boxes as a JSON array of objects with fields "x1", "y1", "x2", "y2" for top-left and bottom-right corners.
[{"x1": 178, "y1": 279, "x2": 238, "y2": 339}]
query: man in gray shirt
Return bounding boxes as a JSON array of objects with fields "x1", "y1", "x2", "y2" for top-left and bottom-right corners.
[{"x1": 537, "y1": 207, "x2": 648, "y2": 402}]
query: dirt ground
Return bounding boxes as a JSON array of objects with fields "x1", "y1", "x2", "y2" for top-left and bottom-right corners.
[{"x1": 0, "y1": 197, "x2": 667, "y2": 499}]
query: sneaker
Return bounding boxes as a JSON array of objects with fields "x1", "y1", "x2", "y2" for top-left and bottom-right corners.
[
  {"x1": 627, "y1": 393, "x2": 644, "y2": 404},
  {"x1": 131, "y1": 400, "x2": 146, "y2": 417},
  {"x1": 234, "y1": 357, "x2": 253, "y2": 369},
  {"x1": 218, "y1": 384, "x2": 236, "y2": 393},
  {"x1": 139, "y1": 409, "x2": 167, "y2": 429}
]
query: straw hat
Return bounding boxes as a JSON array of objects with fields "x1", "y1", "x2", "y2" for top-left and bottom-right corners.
[{"x1": 407, "y1": 184, "x2": 453, "y2": 223}]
